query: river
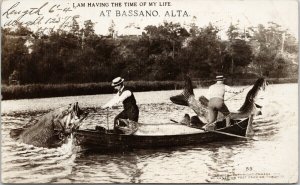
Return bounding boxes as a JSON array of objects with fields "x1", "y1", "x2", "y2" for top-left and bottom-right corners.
[{"x1": 1, "y1": 83, "x2": 298, "y2": 183}]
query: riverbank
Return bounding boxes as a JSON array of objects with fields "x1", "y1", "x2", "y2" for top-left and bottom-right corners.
[{"x1": 1, "y1": 78, "x2": 297, "y2": 100}]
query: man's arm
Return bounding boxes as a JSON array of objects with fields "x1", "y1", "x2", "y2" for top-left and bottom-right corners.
[
  {"x1": 102, "y1": 90, "x2": 132, "y2": 109},
  {"x1": 118, "y1": 90, "x2": 132, "y2": 102},
  {"x1": 102, "y1": 94, "x2": 119, "y2": 109},
  {"x1": 225, "y1": 85, "x2": 242, "y2": 94}
]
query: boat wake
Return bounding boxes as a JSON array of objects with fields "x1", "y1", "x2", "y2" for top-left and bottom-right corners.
[
  {"x1": 2, "y1": 133, "x2": 77, "y2": 183},
  {"x1": 251, "y1": 101, "x2": 283, "y2": 139}
]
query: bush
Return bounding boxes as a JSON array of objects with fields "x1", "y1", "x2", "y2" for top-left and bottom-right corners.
[{"x1": 2, "y1": 81, "x2": 185, "y2": 100}]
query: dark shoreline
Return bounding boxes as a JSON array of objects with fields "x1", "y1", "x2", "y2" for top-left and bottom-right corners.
[{"x1": 1, "y1": 78, "x2": 297, "y2": 100}]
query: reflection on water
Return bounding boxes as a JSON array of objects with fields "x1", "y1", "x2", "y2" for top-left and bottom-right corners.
[{"x1": 1, "y1": 84, "x2": 298, "y2": 183}]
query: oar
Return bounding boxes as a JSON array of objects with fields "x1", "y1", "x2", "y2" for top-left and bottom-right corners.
[
  {"x1": 84, "y1": 107, "x2": 97, "y2": 113},
  {"x1": 170, "y1": 119, "x2": 257, "y2": 141},
  {"x1": 106, "y1": 108, "x2": 109, "y2": 131},
  {"x1": 74, "y1": 107, "x2": 103, "y2": 130}
]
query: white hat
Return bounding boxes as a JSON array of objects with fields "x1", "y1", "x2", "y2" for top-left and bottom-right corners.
[
  {"x1": 111, "y1": 77, "x2": 124, "y2": 86},
  {"x1": 216, "y1": 75, "x2": 225, "y2": 81}
]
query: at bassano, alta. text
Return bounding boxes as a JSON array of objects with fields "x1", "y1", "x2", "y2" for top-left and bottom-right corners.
[{"x1": 99, "y1": 10, "x2": 189, "y2": 17}]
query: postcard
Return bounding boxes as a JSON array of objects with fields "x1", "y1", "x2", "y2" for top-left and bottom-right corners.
[{"x1": 1, "y1": 0, "x2": 298, "y2": 183}]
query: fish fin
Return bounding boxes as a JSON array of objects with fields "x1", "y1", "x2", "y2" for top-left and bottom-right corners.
[
  {"x1": 10, "y1": 128, "x2": 24, "y2": 139},
  {"x1": 180, "y1": 114, "x2": 191, "y2": 125},
  {"x1": 190, "y1": 116, "x2": 205, "y2": 128}
]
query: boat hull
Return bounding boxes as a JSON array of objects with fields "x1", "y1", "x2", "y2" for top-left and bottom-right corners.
[{"x1": 74, "y1": 118, "x2": 249, "y2": 151}]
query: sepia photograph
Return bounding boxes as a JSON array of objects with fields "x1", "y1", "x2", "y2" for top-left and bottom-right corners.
[{"x1": 1, "y1": 0, "x2": 298, "y2": 183}]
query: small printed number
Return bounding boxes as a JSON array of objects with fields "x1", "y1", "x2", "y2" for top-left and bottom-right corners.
[{"x1": 246, "y1": 167, "x2": 253, "y2": 171}]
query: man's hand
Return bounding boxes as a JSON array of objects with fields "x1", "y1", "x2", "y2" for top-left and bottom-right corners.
[
  {"x1": 92, "y1": 107, "x2": 97, "y2": 112},
  {"x1": 233, "y1": 91, "x2": 239, "y2": 95},
  {"x1": 85, "y1": 107, "x2": 97, "y2": 113},
  {"x1": 100, "y1": 105, "x2": 119, "y2": 109},
  {"x1": 235, "y1": 89, "x2": 243, "y2": 94}
]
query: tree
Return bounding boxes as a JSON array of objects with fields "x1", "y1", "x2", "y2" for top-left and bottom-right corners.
[
  {"x1": 180, "y1": 23, "x2": 222, "y2": 78},
  {"x1": 108, "y1": 20, "x2": 116, "y2": 37},
  {"x1": 83, "y1": 20, "x2": 95, "y2": 37},
  {"x1": 250, "y1": 22, "x2": 298, "y2": 77},
  {"x1": 227, "y1": 23, "x2": 240, "y2": 41},
  {"x1": 225, "y1": 23, "x2": 253, "y2": 75},
  {"x1": 144, "y1": 22, "x2": 189, "y2": 59},
  {"x1": 70, "y1": 17, "x2": 80, "y2": 37},
  {"x1": 223, "y1": 39, "x2": 253, "y2": 74},
  {"x1": 1, "y1": 25, "x2": 31, "y2": 84},
  {"x1": 188, "y1": 16, "x2": 200, "y2": 37}
]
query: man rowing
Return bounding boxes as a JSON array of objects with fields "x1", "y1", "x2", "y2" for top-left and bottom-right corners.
[
  {"x1": 205, "y1": 75, "x2": 243, "y2": 130},
  {"x1": 101, "y1": 77, "x2": 139, "y2": 130}
]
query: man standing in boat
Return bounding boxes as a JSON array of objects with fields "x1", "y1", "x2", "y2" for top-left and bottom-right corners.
[
  {"x1": 101, "y1": 77, "x2": 139, "y2": 128},
  {"x1": 205, "y1": 75, "x2": 242, "y2": 130}
]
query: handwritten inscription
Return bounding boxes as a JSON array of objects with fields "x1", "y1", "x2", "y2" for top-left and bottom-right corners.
[
  {"x1": 2, "y1": 2, "x2": 48, "y2": 20},
  {"x1": 2, "y1": 1, "x2": 190, "y2": 35},
  {"x1": 2, "y1": 2, "x2": 78, "y2": 34},
  {"x1": 49, "y1": 4, "x2": 72, "y2": 13}
]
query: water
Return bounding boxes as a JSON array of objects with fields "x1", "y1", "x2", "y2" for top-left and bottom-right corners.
[{"x1": 1, "y1": 84, "x2": 298, "y2": 183}]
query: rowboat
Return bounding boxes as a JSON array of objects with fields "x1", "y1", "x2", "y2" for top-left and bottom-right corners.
[{"x1": 74, "y1": 118, "x2": 251, "y2": 151}]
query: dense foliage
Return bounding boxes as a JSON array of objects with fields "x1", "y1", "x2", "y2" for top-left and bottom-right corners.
[{"x1": 1, "y1": 20, "x2": 298, "y2": 85}]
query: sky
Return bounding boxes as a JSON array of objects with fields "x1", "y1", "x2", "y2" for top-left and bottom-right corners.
[{"x1": 1, "y1": 0, "x2": 298, "y2": 39}]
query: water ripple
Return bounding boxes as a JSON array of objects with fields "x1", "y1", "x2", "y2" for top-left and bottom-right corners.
[{"x1": 1, "y1": 84, "x2": 297, "y2": 183}]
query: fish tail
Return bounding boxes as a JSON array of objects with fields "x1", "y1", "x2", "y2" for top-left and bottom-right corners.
[{"x1": 170, "y1": 75, "x2": 194, "y2": 106}]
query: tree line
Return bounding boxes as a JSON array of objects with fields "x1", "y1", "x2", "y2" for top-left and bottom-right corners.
[{"x1": 1, "y1": 20, "x2": 298, "y2": 85}]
